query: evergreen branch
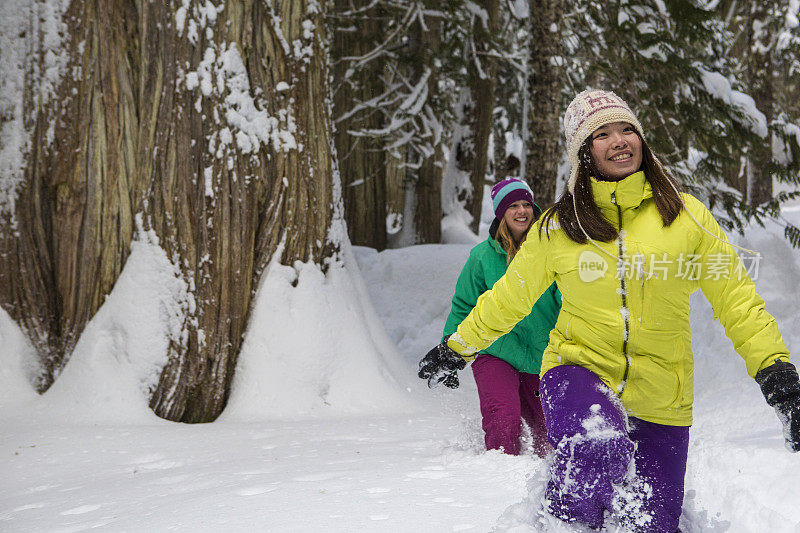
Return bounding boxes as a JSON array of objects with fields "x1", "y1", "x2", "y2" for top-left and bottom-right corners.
[{"x1": 338, "y1": 2, "x2": 419, "y2": 69}]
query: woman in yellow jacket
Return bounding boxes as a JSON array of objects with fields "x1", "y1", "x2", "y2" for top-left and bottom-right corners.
[{"x1": 418, "y1": 89, "x2": 799, "y2": 532}]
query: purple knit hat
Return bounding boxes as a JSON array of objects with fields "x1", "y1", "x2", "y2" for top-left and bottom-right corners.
[{"x1": 491, "y1": 178, "x2": 534, "y2": 220}]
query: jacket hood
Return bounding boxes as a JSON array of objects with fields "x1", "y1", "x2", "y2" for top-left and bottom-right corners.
[
  {"x1": 487, "y1": 219, "x2": 506, "y2": 255},
  {"x1": 489, "y1": 218, "x2": 500, "y2": 240}
]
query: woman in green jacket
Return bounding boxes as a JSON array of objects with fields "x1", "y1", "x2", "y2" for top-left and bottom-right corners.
[
  {"x1": 426, "y1": 178, "x2": 560, "y2": 456},
  {"x1": 418, "y1": 90, "x2": 800, "y2": 532}
]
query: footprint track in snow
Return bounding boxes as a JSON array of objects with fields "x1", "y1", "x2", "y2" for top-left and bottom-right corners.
[
  {"x1": 237, "y1": 485, "x2": 278, "y2": 496},
  {"x1": 60, "y1": 504, "x2": 101, "y2": 515}
]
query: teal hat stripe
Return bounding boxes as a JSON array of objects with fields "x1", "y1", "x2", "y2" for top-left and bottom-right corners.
[{"x1": 493, "y1": 182, "x2": 532, "y2": 208}]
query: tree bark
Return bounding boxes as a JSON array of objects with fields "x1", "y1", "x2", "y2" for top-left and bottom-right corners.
[
  {"x1": 0, "y1": 0, "x2": 142, "y2": 390},
  {"x1": 0, "y1": 0, "x2": 337, "y2": 423},
  {"x1": 525, "y1": 0, "x2": 563, "y2": 208},
  {"x1": 384, "y1": 146, "x2": 408, "y2": 247},
  {"x1": 331, "y1": 0, "x2": 387, "y2": 249},
  {"x1": 456, "y1": 0, "x2": 499, "y2": 234},
  {"x1": 411, "y1": 11, "x2": 443, "y2": 244},
  {"x1": 143, "y1": 0, "x2": 336, "y2": 422}
]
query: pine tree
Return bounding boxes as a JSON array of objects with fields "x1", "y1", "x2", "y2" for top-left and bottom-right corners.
[
  {"x1": 562, "y1": 0, "x2": 800, "y2": 235},
  {"x1": 714, "y1": 0, "x2": 800, "y2": 212},
  {"x1": 490, "y1": 1, "x2": 530, "y2": 184},
  {"x1": 327, "y1": 0, "x2": 463, "y2": 245},
  {"x1": 145, "y1": 0, "x2": 339, "y2": 422}
]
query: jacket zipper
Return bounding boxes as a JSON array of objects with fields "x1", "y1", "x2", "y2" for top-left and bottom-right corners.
[{"x1": 612, "y1": 192, "x2": 631, "y2": 396}]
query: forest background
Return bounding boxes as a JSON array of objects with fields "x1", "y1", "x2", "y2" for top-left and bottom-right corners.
[{"x1": 0, "y1": 0, "x2": 799, "y2": 424}]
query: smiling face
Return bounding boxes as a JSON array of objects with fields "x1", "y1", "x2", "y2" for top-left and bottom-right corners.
[
  {"x1": 589, "y1": 121, "x2": 643, "y2": 181},
  {"x1": 502, "y1": 199, "x2": 534, "y2": 242}
]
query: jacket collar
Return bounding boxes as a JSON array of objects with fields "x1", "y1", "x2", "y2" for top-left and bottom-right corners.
[{"x1": 591, "y1": 171, "x2": 652, "y2": 211}]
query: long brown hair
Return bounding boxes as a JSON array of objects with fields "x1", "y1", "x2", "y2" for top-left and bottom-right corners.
[
  {"x1": 496, "y1": 218, "x2": 526, "y2": 264},
  {"x1": 538, "y1": 135, "x2": 683, "y2": 244}
]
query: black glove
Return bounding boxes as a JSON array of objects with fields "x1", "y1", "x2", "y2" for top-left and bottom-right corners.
[
  {"x1": 755, "y1": 360, "x2": 800, "y2": 452},
  {"x1": 418, "y1": 336, "x2": 467, "y2": 389}
]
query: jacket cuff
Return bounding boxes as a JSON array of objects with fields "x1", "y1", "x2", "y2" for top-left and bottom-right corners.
[
  {"x1": 447, "y1": 332, "x2": 478, "y2": 361},
  {"x1": 755, "y1": 357, "x2": 794, "y2": 382}
]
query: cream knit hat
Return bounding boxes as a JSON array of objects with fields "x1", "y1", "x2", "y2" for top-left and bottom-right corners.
[{"x1": 564, "y1": 89, "x2": 644, "y2": 194}]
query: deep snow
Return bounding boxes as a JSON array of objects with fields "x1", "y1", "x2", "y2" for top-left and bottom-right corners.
[{"x1": 2, "y1": 208, "x2": 800, "y2": 532}]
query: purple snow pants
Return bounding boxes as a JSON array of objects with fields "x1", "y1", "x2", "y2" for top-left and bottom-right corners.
[
  {"x1": 540, "y1": 365, "x2": 690, "y2": 532},
  {"x1": 471, "y1": 354, "x2": 550, "y2": 456}
]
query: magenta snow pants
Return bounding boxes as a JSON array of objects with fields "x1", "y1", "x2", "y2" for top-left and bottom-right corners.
[
  {"x1": 471, "y1": 354, "x2": 550, "y2": 456},
  {"x1": 540, "y1": 365, "x2": 689, "y2": 532}
]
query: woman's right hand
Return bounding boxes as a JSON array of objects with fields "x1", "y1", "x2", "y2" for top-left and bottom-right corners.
[{"x1": 418, "y1": 336, "x2": 467, "y2": 389}]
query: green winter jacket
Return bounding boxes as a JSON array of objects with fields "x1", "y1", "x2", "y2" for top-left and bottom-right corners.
[
  {"x1": 442, "y1": 220, "x2": 561, "y2": 374},
  {"x1": 448, "y1": 171, "x2": 790, "y2": 426}
]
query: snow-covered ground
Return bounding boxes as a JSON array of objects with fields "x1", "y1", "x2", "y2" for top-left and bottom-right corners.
[{"x1": 2, "y1": 210, "x2": 800, "y2": 532}]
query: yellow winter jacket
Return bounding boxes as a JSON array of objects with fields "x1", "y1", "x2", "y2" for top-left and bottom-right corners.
[{"x1": 449, "y1": 171, "x2": 790, "y2": 425}]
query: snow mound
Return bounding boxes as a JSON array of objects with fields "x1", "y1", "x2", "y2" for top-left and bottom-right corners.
[
  {"x1": 442, "y1": 213, "x2": 483, "y2": 245},
  {"x1": 222, "y1": 242, "x2": 420, "y2": 420},
  {"x1": 0, "y1": 307, "x2": 39, "y2": 407},
  {"x1": 0, "y1": 234, "x2": 189, "y2": 425},
  {"x1": 352, "y1": 243, "x2": 473, "y2": 366}
]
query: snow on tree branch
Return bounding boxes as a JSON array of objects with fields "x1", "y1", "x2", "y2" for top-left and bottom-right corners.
[{"x1": 697, "y1": 67, "x2": 768, "y2": 138}]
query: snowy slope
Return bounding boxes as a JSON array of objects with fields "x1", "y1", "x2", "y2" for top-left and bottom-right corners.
[{"x1": 2, "y1": 213, "x2": 800, "y2": 531}]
